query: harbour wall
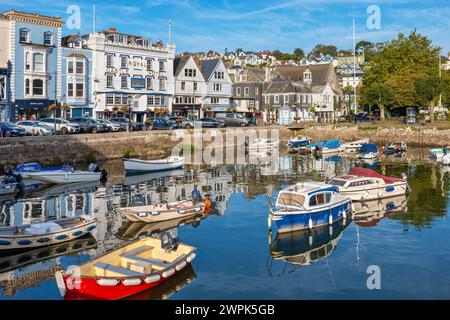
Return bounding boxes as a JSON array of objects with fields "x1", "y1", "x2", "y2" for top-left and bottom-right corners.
[{"x1": 0, "y1": 125, "x2": 448, "y2": 166}]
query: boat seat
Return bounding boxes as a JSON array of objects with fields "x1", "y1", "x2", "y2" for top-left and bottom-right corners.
[
  {"x1": 120, "y1": 245, "x2": 154, "y2": 269},
  {"x1": 93, "y1": 262, "x2": 142, "y2": 277}
]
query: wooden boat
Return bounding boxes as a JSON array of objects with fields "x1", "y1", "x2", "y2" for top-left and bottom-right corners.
[
  {"x1": 123, "y1": 156, "x2": 185, "y2": 173},
  {"x1": 55, "y1": 237, "x2": 197, "y2": 300},
  {"x1": 342, "y1": 139, "x2": 370, "y2": 152},
  {"x1": 357, "y1": 143, "x2": 379, "y2": 160},
  {"x1": 328, "y1": 167, "x2": 407, "y2": 202},
  {"x1": 287, "y1": 136, "x2": 311, "y2": 151},
  {"x1": 268, "y1": 181, "x2": 352, "y2": 233},
  {"x1": 117, "y1": 199, "x2": 208, "y2": 223},
  {"x1": 0, "y1": 216, "x2": 97, "y2": 251}
]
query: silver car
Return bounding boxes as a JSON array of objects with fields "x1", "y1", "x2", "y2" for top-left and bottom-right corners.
[
  {"x1": 97, "y1": 119, "x2": 121, "y2": 132},
  {"x1": 16, "y1": 120, "x2": 55, "y2": 136}
]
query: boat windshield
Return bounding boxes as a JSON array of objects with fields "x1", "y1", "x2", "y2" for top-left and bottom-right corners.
[
  {"x1": 278, "y1": 192, "x2": 305, "y2": 207},
  {"x1": 329, "y1": 179, "x2": 347, "y2": 186}
]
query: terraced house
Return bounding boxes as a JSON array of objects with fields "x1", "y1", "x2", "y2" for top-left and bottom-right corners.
[
  {"x1": 200, "y1": 59, "x2": 232, "y2": 117},
  {"x1": 0, "y1": 14, "x2": 11, "y2": 121}
]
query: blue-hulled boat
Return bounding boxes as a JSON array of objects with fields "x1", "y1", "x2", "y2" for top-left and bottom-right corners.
[
  {"x1": 15, "y1": 163, "x2": 72, "y2": 179},
  {"x1": 299, "y1": 141, "x2": 325, "y2": 155},
  {"x1": 358, "y1": 143, "x2": 379, "y2": 160},
  {"x1": 268, "y1": 181, "x2": 352, "y2": 233},
  {"x1": 287, "y1": 136, "x2": 311, "y2": 151},
  {"x1": 314, "y1": 139, "x2": 344, "y2": 156}
]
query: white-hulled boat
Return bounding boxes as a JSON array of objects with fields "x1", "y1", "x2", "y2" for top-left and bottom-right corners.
[
  {"x1": 328, "y1": 167, "x2": 407, "y2": 202},
  {"x1": 123, "y1": 156, "x2": 185, "y2": 173},
  {"x1": 117, "y1": 199, "x2": 208, "y2": 223},
  {"x1": 25, "y1": 163, "x2": 106, "y2": 185},
  {"x1": 342, "y1": 139, "x2": 370, "y2": 152},
  {"x1": 0, "y1": 216, "x2": 97, "y2": 251},
  {"x1": 246, "y1": 139, "x2": 279, "y2": 152},
  {"x1": 357, "y1": 143, "x2": 379, "y2": 160},
  {"x1": 430, "y1": 147, "x2": 450, "y2": 162},
  {"x1": 0, "y1": 183, "x2": 17, "y2": 196},
  {"x1": 287, "y1": 136, "x2": 311, "y2": 151}
]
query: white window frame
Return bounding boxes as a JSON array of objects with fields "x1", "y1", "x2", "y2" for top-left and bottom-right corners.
[
  {"x1": 106, "y1": 74, "x2": 114, "y2": 89},
  {"x1": 20, "y1": 28, "x2": 30, "y2": 43},
  {"x1": 121, "y1": 75, "x2": 128, "y2": 89},
  {"x1": 44, "y1": 32, "x2": 53, "y2": 46},
  {"x1": 275, "y1": 95, "x2": 279, "y2": 103}
]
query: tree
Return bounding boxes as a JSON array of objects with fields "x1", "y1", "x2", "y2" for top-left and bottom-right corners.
[
  {"x1": 293, "y1": 48, "x2": 305, "y2": 60},
  {"x1": 415, "y1": 75, "x2": 443, "y2": 123},
  {"x1": 362, "y1": 82, "x2": 394, "y2": 122},
  {"x1": 311, "y1": 44, "x2": 337, "y2": 57},
  {"x1": 272, "y1": 50, "x2": 282, "y2": 60}
]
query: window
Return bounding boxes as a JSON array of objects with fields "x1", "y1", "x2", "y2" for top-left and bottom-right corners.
[
  {"x1": 155, "y1": 96, "x2": 161, "y2": 105},
  {"x1": 20, "y1": 29, "x2": 30, "y2": 43},
  {"x1": 76, "y1": 61, "x2": 84, "y2": 74},
  {"x1": 106, "y1": 55, "x2": 114, "y2": 68},
  {"x1": 265, "y1": 95, "x2": 270, "y2": 103},
  {"x1": 159, "y1": 78, "x2": 166, "y2": 91},
  {"x1": 121, "y1": 56, "x2": 128, "y2": 69},
  {"x1": 275, "y1": 95, "x2": 279, "y2": 103},
  {"x1": 147, "y1": 59, "x2": 152, "y2": 71},
  {"x1": 244, "y1": 87, "x2": 249, "y2": 96},
  {"x1": 68, "y1": 61, "x2": 74, "y2": 74},
  {"x1": 121, "y1": 75, "x2": 128, "y2": 89},
  {"x1": 255, "y1": 87, "x2": 259, "y2": 95},
  {"x1": 106, "y1": 74, "x2": 114, "y2": 88},
  {"x1": 214, "y1": 83, "x2": 222, "y2": 91},
  {"x1": 214, "y1": 71, "x2": 224, "y2": 79},
  {"x1": 159, "y1": 60, "x2": 165, "y2": 72},
  {"x1": 194, "y1": 82, "x2": 198, "y2": 91},
  {"x1": 304, "y1": 71, "x2": 312, "y2": 81},
  {"x1": 211, "y1": 97, "x2": 220, "y2": 104},
  {"x1": 33, "y1": 53, "x2": 44, "y2": 72},
  {"x1": 236, "y1": 87, "x2": 241, "y2": 96},
  {"x1": 25, "y1": 52, "x2": 31, "y2": 71},
  {"x1": 68, "y1": 83, "x2": 74, "y2": 97},
  {"x1": 147, "y1": 96, "x2": 154, "y2": 106},
  {"x1": 106, "y1": 94, "x2": 114, "y2": 105},
  {"x1": 181, "y1": 81, "x2": 186, "y2": 91},
  {"x1": 76, "y1": 83, "x2": 84, "y2": 98},
  {"x1": 115, "y1": 95, "x2": 121, "y2": 105},
  {"x1": 25, "y1": 79, "x2": 30, "y2": 95},
  {"x1": 44, "y1": 32, "x2": 53, "y2": 46},
  {"x1": 146, "y1": 77, "x2": 153, "y2": 90},
  {"x1": 32, "y1": 79, "x2": 44, "y2": 96}
]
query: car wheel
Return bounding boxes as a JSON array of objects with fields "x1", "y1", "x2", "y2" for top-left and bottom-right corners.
[
  {"x1": 38, "y1": 130, "x2": 44, "y2": 136},
  {"x1": 61, "y1": 127, "x2": 68, "y2": 135},
  {"x1": 91, "y1": 127, "x2": 98, "y2": 134},
  {"x1": 185, "y1": 124, "x2": 192, "y2": 129},
  {"x1": 240, "y1": 122, "x2": 246, "y2": 127}
]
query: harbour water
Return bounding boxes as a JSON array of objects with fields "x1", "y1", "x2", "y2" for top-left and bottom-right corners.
[{"x1": 0, "y1": 151, "x2": 449, "y2": 300}]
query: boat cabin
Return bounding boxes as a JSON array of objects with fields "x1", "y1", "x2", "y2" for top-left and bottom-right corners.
[
  {"x1": 275, "y1": 182, "x2": 339, "y2": 211},
  {"x1": 329, "y1": 175, "x2": 382, "y2": 189}
]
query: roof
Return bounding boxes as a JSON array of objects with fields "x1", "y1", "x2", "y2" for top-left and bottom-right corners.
[
  {"x1": 174, "y1": 56, "x2": 190, "y2": 76},
  {"x1": 61, "y1": 34, "x2": 81, "y2": 47},
  {"x1": 348, "y1": 167, "x2": 403, "y2": 184},
  {"x1": 199, "y1": 59, "x2": 221, "y2": 80},
  {"x1": 283, "y1": 181, "x2": 338, "y2": 196},
  {"x1": 265, "y1": 75, "x2": 297, "y2": 94},
  {"x1": 275, "y1": 64, "x2": 333, "y2": 86}
]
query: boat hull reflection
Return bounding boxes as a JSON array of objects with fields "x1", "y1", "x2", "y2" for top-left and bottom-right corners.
[{"x1": 352, "y1": 195, "x2": 407, "y2": 227}]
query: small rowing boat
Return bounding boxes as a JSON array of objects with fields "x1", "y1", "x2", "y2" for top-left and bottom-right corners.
[
  {"x1": 25, "y1": 163, "x2": 106, "y2": 184},
  {"x1": 0, "y1": 216, "x2": 97, "y2": 251},
  {"x1": 123, "y1": 156, "x2": 185, "y2": 173},
  {"x1": 55, "y1": 236, "x2": 197, "y2": 300}
]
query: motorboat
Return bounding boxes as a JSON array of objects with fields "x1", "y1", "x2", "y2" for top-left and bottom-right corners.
[
  {"x1": 25, "y1": 163, "x2": 107, "y2": 184},
  {"x1": 430, "y1": 147, "x2": 450, "y2": 162},
  {"x1": 117, "y1": 199, "x2": 208, "y2": 223},
  {"x1": 245, "y1": 139, "x2": 279, "y2": 152},
  {"x1": 287, "y1": 136, "x2": 311, "y2": 151},
  {"x1": 123, "y1": 156, "x2": 185, "y2": 173},
  {"x1": 0, "y1": 183, "x2": 17, "y2": 197},
  {"x1": 0, "y1": 216, "x2": 97, "y2": 251},
  {"x1": 15, "y1": 163, "x2": 71, "y2": 179},
  {"x1": 313, "y1": 139, "x2": 344, "y2": 156},
  {"x1": 358, "y1": 143, "x2": 379, "y2": 160},
  {"x1": 352, "y1": 195, "x2": 407, "y2": 228},
  {"x1": 268, "y1": 181, "x2": 352, "y2": 233},
  {"x1": 299, "y1": 141, "x2": 324, "y2": 155},
  {"x1": 384, "y1": 141, "x2": 407, "y2": 155},
  {"x1": 55, "y1": 236, "x2": 197, "y2": 300},
  {"x1": 328, "y1": 167, "x2": 407, "y2": 202},
  {"x1": 442, "y1": 153, "x2": 450, "y2": 165},
  {"x1": 342, "y1": 139, "x2": 370, "y2": 152}
]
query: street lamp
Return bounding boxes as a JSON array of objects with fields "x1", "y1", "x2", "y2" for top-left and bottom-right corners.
[{"x1": 127, "y1": 95, "x2": 133, "y2": 132}]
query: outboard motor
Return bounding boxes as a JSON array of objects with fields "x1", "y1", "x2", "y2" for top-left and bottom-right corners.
[
  {"x1": 88, "y1": 163, "x2": 108, "y2": 182},
  {"x1": 3, "y1": 167, "x2": 22, "y2": 185},
  {"x1": 160, "y1": 229, "x2": 180, "y2": 252}
]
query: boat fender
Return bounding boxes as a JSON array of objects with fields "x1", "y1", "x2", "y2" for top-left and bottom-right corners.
[
  {"x1": 308, "y1": 235, "x2": 313, "y2": 246},
  {"x1": 97, "y1": 279, "x2": 119, "y2": 286},
  {"x1": 178, "y1": 209, "x2": 186, "y2": 214},
  {"x1": 308, "y1": 217, "x2": 313, "y2": 229},
  {"x1": 150, "y1": 211, "x2": 160, "y2": 216},
  {"x1": 138, "y1": 212, "x2": 148, "y2": 217},
  {"x1": 144, "y1": 275, "x2": 161, "y2": 284},
  {"x1": 329, "y1": 226, "x2": 333, "y2": 237},
  {"x1": 176, "y1": 261, "x2": 187, "y2": 271},
  {"x1": 123, "y1": 278, "x2": 142, "y2": 286},
  {"x1": 385, "y1": 186, "x2": 395, "y2": 192},
  {"x1": 162, "y1": 268, "x2": 175, "y2": 278},
  {"x1": 329, "y1": 214, "x2": 333, "y2": 225},
  {"x1": 55, "y1": 271, "x2": 67, "y2": 297},
  {"x1": 186, "y1": 252, "x2": 196, "y2": 263}
]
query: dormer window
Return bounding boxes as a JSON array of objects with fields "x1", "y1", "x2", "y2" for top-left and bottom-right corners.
[
  {"x1": 20, "y1": 28, "x2": 30, "y2": 43},
  {"x1": 44, "y1": 32, "x2": 53, "y2": 46},
  {"x1": 304, "y1": 70, "x2": 312, "y2": 82}
]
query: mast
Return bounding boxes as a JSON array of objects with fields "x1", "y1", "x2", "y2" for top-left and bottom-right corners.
[
  {"x1": 439, "y1": 48, "x2": 442, "y2": 107},
  {"x1": 92, "y1": 4, "x2": 96, "y2": 33},
  {"x1": 168, "y1": 18, "x2": 172, "y2": 45},
  {"x1": 353, "y1": 19, "x2": 357, "y2": 112}
]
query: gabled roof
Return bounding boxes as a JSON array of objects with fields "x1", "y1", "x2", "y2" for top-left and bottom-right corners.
[
  {"x1": 199, "y1": 59, "x2": 221, "y2": 80},
  {"x1": 265, "y1": 74, "x2": 297, "y2": 94},
  {"x1": 174, "y1": 56, "x2": 190, "y2": 76},
  {"x1": 61, "y1": 33, "x2": 81, "y2": 47},
  {"x1": 275, "y1": 64, "x2": 334, "y2": 87}
]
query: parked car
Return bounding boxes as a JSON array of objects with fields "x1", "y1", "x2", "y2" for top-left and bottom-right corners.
[
  {"x1": 109, "y1": 118, "x2": 143, "y2": 131},
  {"x1": 195, "y1": 118, "x2": 223, "y2": 128},
  {"x1": 97, "y1": 119, "x2": 121, "y2": 132},
  {"x1": 168, "y1": 116, "x2": 194, "y2": 129},
  {"x1": 40, "y1": 118, "x2": 81, "y2": 134},
  {"x1": 215, "y1": 113, "x2": 249, "y2": 127},
  {"x1": 70, "y1": 117, "x2": 108, "y2": 134},
  {"x1": 150, "y1": 118, "x2": 179, "y2": 130},
  {"x1": 0, "y1": 122, "x2": 26, "y2": 137},
  {"x1": 16, "y1": 120, "x2": 54, "y2": 136}
]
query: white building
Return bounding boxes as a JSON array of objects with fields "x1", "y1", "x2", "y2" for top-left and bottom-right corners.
[
  {"x1": 82, "y1": 28, "x2": 175, "y2": 122},
  {"x1": 200, "y1": 59, "x2": 232, "y2": 116}
]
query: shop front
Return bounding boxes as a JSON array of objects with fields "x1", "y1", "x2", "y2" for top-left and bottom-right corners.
[
  {"x1": 13, "y1": 99, "x2": 53, "y2": 121},
  {"x1": 172, "y1": 105, "x2": 201, "y2": 120}
]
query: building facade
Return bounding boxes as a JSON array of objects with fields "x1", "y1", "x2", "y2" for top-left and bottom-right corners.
[
  {"x1": 0, "y1": 14, "x2": 11, "y2": 121},
  {"x1": 82, "y1": 28, "x2": 175, "y2": 122},
  {"x1": 2, "y1": 10, "x2": 63, "y2": 121},
  {"x1": 172, "y1": 56, "x2": 206, "y2": 119},
  {"x1": 231, "y1": 67, "x2": 265, "y2": 116},
  {"x1": 200, "y1": 59, "x2": 232, "y2": 116}
]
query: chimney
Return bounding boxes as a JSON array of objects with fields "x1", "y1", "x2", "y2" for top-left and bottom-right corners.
[
  {"x1": 108, "y1": 27, "x2": 117, "y2": 33},
  {"x1": 265, "y1": 66, "x2": 271, "y2": 82}
]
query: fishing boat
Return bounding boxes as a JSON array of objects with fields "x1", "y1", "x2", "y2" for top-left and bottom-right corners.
[
  {"x1": 358, "y1": 143, "x2": 379, "y2": 160},
  {"x1": 15, "y1": 163, "x2": 71, "y2": 179},
  {"x1": 314, "y1": 139, "x2": 344, "y2": 156},
  {"x1": 25, "y1": 163, "x2": 106, "y2": 184},
  {"x1": 55, "y1": 236, "x2": 197, "y2": 300},
  {"x1": 0, "y1": 216, "x2": 97, "y2": 251},
  {"x1": 245, "y1": 139, "x2": 279, "y2": 151},
  {"x1": 430, "y1": 147, "x2": 450, "y2": 162},
  {"x1": 384, "y1": 141, "x2": 407, "y2": 155},
  {"x1": 287, "y1": 136, "x2": 311, "y2": 151},
  {"x1": 123, "y1": 156, "x2": 185, "y2": 173},
  {"x1": 268, "y1": 181, "x2": 352, "y2": 233},
  {"x1": 328, "y1": 167, "x2": 407, "y2": 202},
  {"x1": 117, "y1": 199, "x2": 208, "y2": 223},
  {"x1": 342, "y1": 139, "x2": 370, "y2": 152}
]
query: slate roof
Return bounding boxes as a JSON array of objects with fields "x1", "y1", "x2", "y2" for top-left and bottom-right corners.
[
  {"x1": 174, "y1": 56, "x2": 190, "y2": 76},
  {"x1": 199, "y1": 59, "x2": 221, "y2": 80}
]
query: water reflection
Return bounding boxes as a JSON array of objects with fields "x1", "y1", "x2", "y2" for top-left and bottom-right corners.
[{"x1": 353, "y1": 196, "x2": 408, "y2": 228}]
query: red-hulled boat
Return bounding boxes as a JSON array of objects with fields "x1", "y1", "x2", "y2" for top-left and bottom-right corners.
[{"x1": 55, "y1": 237, "x2": 196, "y2": 300}]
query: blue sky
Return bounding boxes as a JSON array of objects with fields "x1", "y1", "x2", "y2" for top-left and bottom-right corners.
[{"x1": 1, "y1": 0, "x2": 449, "y2": 54}]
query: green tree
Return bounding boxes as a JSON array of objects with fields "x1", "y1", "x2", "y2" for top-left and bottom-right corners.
[
  {"x1": 293, "y1": 48, "x2": 305, "y2": 60},
  {"x1": 361, "y1": 82, "x2": 394, "y2": 122},
  {"x1": 415, "y1": 75, "x2": 443, "y2": 123},
  {"x1": 272, "y1": 50, "x2": 282, "y2": 60},
  {"x1": 311, "y1": 44, "x2": 338, "y2": 57}
]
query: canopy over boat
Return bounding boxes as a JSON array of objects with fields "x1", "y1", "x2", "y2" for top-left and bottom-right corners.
[
  {"x1": 323, "y1": 139, "x2": 341, "y2": 149},
  {"x1": 359, "y1": 143, "x2": 378, "y2": 153},
  {"x1": 305, "y1": 141, "x2": 325, "y2": 149},
  {"x1": 349, "y1": 167, "x2": 403, "y2": 184}
]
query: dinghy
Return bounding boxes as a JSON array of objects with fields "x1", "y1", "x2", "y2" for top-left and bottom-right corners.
[
  {"x1": 123, "y1": 156, "x2": 185, "y2": 173},
  {"x1": 25, "y1": 163, "x2": 106, "y2": 184},
  {"x1": 358, "y1": 143, "x2": 379, "y2": 160},
  {"x1": 268, "y1": 181, "x2": 352, "y2": 233},
  {"x1": 430, "y1": 147, "x2": 450, "y2": 162},
  {"x1": 342, "y1": 139, "x2": 370, "y2": 152},
  {"x1": 15, "y1": 163, "x2": 71, "y2": 179},
  {"x1": 117, "y1": 199, "x2": 208, "y2": 223},
  {"x1": 287, "y1": 136, "x2": 311, "y2": 151},
  {"x1": 55, "y1": 236, "x2": 197, "y2": 300},
  {"x1": 328, "y1": 167, "x2": 407, "y2": 202},
  {"x1": 0, "y1": 216, "x2": 97, "y2": 251}
]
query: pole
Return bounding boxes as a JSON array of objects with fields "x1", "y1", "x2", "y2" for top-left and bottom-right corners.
[
  {"x1": 352, "y1": 19, "x2": 357, "y2": 120},
  {"x1": 128, "y1": 96, "x2": 131, "y2": 132},
  {"x1": 93, "y1": 4, "x2": 96, "y2": 33}
]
